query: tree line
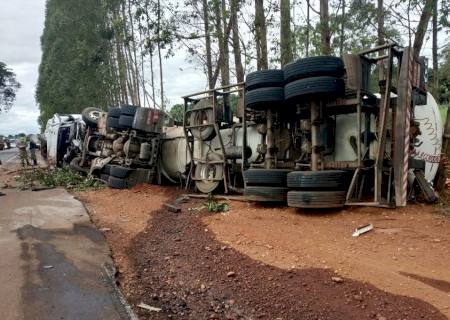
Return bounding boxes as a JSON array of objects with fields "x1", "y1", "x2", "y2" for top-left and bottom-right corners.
[{"x1": 36, "y1": 0, "x2": 449, "y2": 128}]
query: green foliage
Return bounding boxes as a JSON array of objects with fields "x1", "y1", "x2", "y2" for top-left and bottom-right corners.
[
  {"x1": 17, "y1": 167, "x2": 104, "y2": 191},
  {"x1": 188, "y1": 194, "x2": 230, "y2": 213},
  {"x1": 36, "y1": 0, "x2": 115, "y2": 130},
  {"x1": 437, "y1": 45, "x2": 450, "y2": 105},
  {"x1": 0, "y1": 62, "x2": 21, "y2": 113},
  {"x1": 293, "y1": 0, "x2": 402, "y2": 58},
  {"x1": 205, "y1": 194, "x2": 230, "y2": 213},
  {"x1": 169, "y1": 103, "x2": 184, "y2": 122}
]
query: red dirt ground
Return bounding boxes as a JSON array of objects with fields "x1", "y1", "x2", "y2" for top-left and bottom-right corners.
[{"x1": 76, "y1": 184, "x2": 450, "y2": 319}]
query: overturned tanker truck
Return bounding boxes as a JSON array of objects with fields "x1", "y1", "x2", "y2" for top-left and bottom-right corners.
[
  {"x1": 45, "y1": 43, "x2": 442, "y2": 208},
  {"x1": 163, "y1": 43, "x2": 443, "y2": 208}
]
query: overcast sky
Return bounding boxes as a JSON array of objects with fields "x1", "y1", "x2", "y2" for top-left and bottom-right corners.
[
  {"x1": 0, "y1": 1, "x2": 444, "y2": 136},
  {"x1": 0, "y1": 0, "x2": 206, "y2": 136}
]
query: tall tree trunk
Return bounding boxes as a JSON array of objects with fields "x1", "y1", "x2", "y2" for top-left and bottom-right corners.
[
  {"x1": 413, "y1": 0, "x2": 434, "y2": 58},
  {"x1": 214, "y1": 0, "x2": 230, "y2": 88},
  {"x1": 319, "y1": 0, "x2": 331, "y2": 55},
  {"x1": 157, "y1": 0, "x2": 164, "y2": 110},
  {"x1": 203, "y1": 0, "x2": 214, "y2": 88},
  {"x1": 280, "y1": 0, "x2": 293, "y2": 66},
  {"x1": 230, "y1": 0, "x2": 244, "y2": 83},
  {"x1": 377, "y1": 0, "x2": 385, "y2": 79},
  {"x1": 306, "y1": 0, "x2": 310, "y2": 57},
  {"x1": 255, "y1": 0, "x2": 268, "y2": 69},
  {"x1": 144, "y1": 5, "x2": 157, "y2": 107},
  {"x1": 150, "y1": 48, "x2": 156, "y2": 107},
  {"x1": 432, "y1": 0, "x2": 439, "y2": 98},
  {"x1": 339, "y1": 0, "x2": 345, "y2": 56},
  {"x1": 127, "y1": 0, "x2": 141, "y2": 106}
]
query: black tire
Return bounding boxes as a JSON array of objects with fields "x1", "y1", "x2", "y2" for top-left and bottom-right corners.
[
  {"x1": 108, "y1": 176, "x2": 129, "y2": 189},
  {"x1": 189, "y1": 100, "x2": 216, "y2": 141},
  {"x1": 121, "y1": 105, "x2": 139, "y2": 116},
  {"x1": 284, "y1": 76, "x2": 345, "y2": 102},
  {"x1": 245, "y1": 69, "x2": 285, "y2": 91},
  {"x1": 108, "y1": 107, "x2": 121, "y2": 118},
  {"x1": 110, "y1": 165, "x2": 133, "y2": 178},
  {"x1": 287, "y1": 170, "x2": 351, "y2": 190},
  {"x1": 100, "y1": 174, "x2": 110, "y2": 182},
  {"x1": 245, "y1": 87, "x2": 284, "y2": 109},
  {"x1": 244, "y1": 186, "x2": 289, "y2": 202},
  {"x1": 102, "y1": 164, "x2": 113, "y2": 175},
  {"x1": 107, "y1": 116, "x2": 120, "y2": 129},
  {"x1": 284, "y1": 56, "x2": 345, "y2": 83},
  {"x1": 244, "y1": 169, "x2": 292, "y2": 187},
  {"x1": 119, "y1": 115, "x2": 134, "y2": 128},
  {"x1": 287, "y1": 190, "x2": 346, "y2": 208},
  {"x1": 82, "y1": 107, "x2": 102, "y2": 128}
]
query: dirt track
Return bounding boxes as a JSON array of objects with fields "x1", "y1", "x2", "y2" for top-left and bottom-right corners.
[{"x1": 76, "y1": 184, "x2": 450, "y2": 319}]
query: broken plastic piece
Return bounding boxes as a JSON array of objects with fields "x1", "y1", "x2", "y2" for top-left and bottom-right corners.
[{"x1": 352, "y1": 224, "x2": 374, "y2": 237}]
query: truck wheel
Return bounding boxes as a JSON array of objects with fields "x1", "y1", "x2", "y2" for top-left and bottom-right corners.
[
  {"x1": 119, "y1": 115, "x2": 134, "y2": 128},
  {"x1": 244, "y1": 186, "x2": 289, "y2": 202},
  {"x1": 108, "y1": 106, "x2": 121, "y2": 118},
  {"x1": 245, "y1": 69, "x2": 285, "y2": 91},
  {"x1": 102, "y1": 164, "x2": 113, "y2": 175},
  {"x1": 244, "y1": 169, "x2": 292, "y2": 187},
  {"x1": 82, "y1": 107, "x2": 102, "y2": 128},
  {"x1": 108, "y1": 176, "x2": 129, "y2": 189},
  {"x1": 110, "y1": 165, "x2": 133, "y2": 178},
  {"x1": 284, "y1": 56, "x2": 345, "y2": 84},
  {"x1": 194, "y1": 153, "x2": 223, "y2": 193},
  {"x1": 287, "y1": 190, "x2": 346, "y2": 208},
  {"x1": 287, "y1": 170, "x2": 351, "y2": 190},
  {"x1": 189, "y1": 100, "x2": 216, "y2": 141},
  {"x1": 245, "y1": 87, "x2": 284, "y2": 109},
  {"x1": 107, "y1": 116, "x2": 120, "y2": 129},
  {"x1": 284, "y1": 76, "x2": 345, "y2": 102},
  {"x1": 120, "y1": 105, "x2": 139, "y2": 116}
]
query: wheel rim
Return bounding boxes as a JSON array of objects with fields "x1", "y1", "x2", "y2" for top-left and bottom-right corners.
[
  {"x1": 195, "y1": 153, "x2": 223, "y2": 193},
  {"x1": 89, "y1": 110, "x2": 100, "y2": 120}
]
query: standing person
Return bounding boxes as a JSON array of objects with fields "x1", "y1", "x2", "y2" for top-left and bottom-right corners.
[
  {"x1": 29, "y1": 138, "x2": 38, "y2": 166},
  {"x1": 17, "y1": 137, "x2": 30, "y2": 167}
]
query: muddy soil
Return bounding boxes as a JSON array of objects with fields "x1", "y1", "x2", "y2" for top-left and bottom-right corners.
[{"x1": 77, "y1": 185, "x2": 448, "y2": 320}]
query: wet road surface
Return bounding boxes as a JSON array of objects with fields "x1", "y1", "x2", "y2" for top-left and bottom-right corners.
[{"x1": 0, "y1": 188, "x2": 131, "y2": 320}]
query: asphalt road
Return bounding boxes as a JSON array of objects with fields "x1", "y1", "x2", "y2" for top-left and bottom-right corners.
[
  {"x1": 0, "y1": 147, "x2": 19, "y2": 164},
  {"x1": 0, "y1": 162, "x2": 133, "y2": 319}
]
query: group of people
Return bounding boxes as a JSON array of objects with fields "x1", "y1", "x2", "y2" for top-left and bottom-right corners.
[{"x1": 16, "y1": 137, "x2": 38, "y2": 167}]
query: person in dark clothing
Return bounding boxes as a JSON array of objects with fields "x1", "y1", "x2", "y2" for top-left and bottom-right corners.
[{"x1": 29, "y1": 139, "x2": 38, "y2": 165}]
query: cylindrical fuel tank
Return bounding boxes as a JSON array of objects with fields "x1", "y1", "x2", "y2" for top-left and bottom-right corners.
[
  {"x1": 412, "y1": 92, "x2": 443, "y2": 182},
  {"x1": 160, "y1": 127, "x2": 192, "y2": 180},
  {"x1": 160, "y1": 125, "x2": 262, "y2": 180},
  {"x1": 140, "y1": 142, "x2": 151, "y2": 160}
]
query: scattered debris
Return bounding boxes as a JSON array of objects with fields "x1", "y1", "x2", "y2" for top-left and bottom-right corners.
[
  {"x1": 16, "y1": 167, "x2": 104, "y2": 191},
  {"x1": 352, "y1": 224, "x2": 374, "y2": 237},
  {"x1": 174, "y1": 195, "x2": 189, "y2": 204},
  {"x1": 137, "y1": 302, "x2": 162, "y2": 312},
  {"x1": 332, "y1": 276, "x2": 344, "y2": 283},
  {"x1": 163, "y1": 203, "x2": 181, "y2": 213}
]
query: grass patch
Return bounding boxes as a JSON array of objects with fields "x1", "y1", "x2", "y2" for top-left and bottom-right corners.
[{"x1": 17, "y1": 167, "x2": 104, "y2": 191}]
